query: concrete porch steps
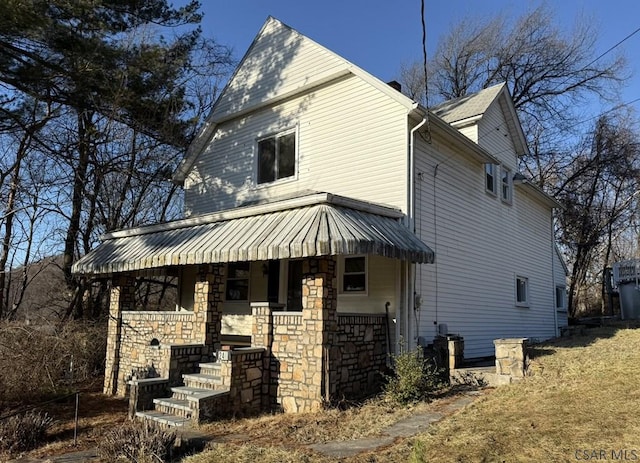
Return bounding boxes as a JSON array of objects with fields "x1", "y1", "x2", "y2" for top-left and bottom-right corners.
[
  {"x1": 135, "y1": 410, "x2": 192, "y2": 428},
  {"x1": 137, "y1": 360, "x2": 231, "y2": 428},
  {"x1": 182, "y1": 373, "x2": 224, "y2": 389}
]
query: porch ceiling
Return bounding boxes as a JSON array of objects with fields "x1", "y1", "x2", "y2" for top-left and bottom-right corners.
[{"x1": 72, "y1": 195, "x2": 434, "y2": 275}]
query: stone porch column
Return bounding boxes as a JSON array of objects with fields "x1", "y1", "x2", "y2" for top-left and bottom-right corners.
[
  {"x1": 193, "y1": 264, "x2": 225, "y2": 355},
  {"x1": 251, "y1": 302, "x2": 282, "y2": 409},
  {"x1": 104, "y1": 274, "x2": 135, "y2": 395},
  {"x1": 494, "y1": 338, "x2": 529, "y2": 383},
  {"x1": 300, "y1": 256, "x2": 337, "y2": 412}
]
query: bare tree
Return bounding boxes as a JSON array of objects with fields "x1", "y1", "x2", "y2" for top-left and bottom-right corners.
[{"x1": 557, "y1": 113, "x2": 640, "y2": 317}]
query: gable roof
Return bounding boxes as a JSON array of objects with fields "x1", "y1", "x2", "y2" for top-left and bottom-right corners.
[
  {"x1": 173, "y1": 16, "x2": 418, "y2": 185},
  {"x1": 431, "y1": 83, "x2": 530, "y2": 156},
  {"x1": 431, "y1": 83, "x2": 505, "y2": 125}
]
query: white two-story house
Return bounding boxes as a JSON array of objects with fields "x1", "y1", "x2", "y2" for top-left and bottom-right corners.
[{"x1": 74, "y1": 16, "x2": 565, "y2": 421}]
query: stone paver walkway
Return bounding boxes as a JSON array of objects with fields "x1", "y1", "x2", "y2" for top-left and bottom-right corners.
[
  {"x1": 8, "y1": 390, "x2": 482, "y2": 462},
  {"x1": 309, "y1": 391, "x2": 481, "y2": 458}
]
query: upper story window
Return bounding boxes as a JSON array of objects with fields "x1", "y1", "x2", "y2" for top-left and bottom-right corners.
[
  {"x1": 501, "y1": 166, "x2": 513, "y2": 204},
  {"x1": 485, "y1": 163, "x2": 497, "y2": 195},
  {"x1": 257, "y1": 130, "x2": 296, "y2": 184}
]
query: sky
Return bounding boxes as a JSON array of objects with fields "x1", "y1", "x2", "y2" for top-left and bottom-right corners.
[{"x1": 184, "y1": 0, "x2": 640, "y2": 123}]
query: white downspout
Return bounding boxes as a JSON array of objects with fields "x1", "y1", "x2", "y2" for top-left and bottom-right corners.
[
  {"x1": 551, "y1": 216, "x2": 559, "y2": 337},
  {"x1": 407, "y1": 116, "x2": 427, "y2": 349}
]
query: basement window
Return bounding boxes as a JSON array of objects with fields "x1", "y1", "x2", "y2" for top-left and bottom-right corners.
[{"x1": 257, "y1": 130, "x2": 296, "y2": 184}]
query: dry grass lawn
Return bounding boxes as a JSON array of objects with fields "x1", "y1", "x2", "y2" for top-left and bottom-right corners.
[
  {"x1": 185, "y1": 323, "x2": 640, "y2": 463},
  {"x1": 6, "y1": 323, "x2": 640, "y2": 462},
  {"x1": 412, "y1": 323, "x2": 640, "y2": 462}
]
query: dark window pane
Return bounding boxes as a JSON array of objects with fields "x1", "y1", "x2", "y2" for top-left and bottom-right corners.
[
  {"x1": 226, "y1": 279, "x2": 249, "y2": 301},
  {"x1": 485, "y1": 164, "x2": 495, "y2": 192},
  {"x1": 258, "y1": 138, "x2": 276, "y2": 184},
  {"x1": 343, "y1": 274, "x2": 366, "y2": 292},
  {"x1": 228, "y1": 262, "x2": 250, "y2": 279},
  {"x1": 344, "y1": 257, "x2": 365, "y2": 273},
  {"x1": 287, "y1": 260, "x2": 303, "y2": 311},
  {"x1": 278, "y1": 133, "x2": 296, "y2": 179}
]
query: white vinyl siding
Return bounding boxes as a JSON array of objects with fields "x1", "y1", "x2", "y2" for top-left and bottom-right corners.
[
  {"x1": 477, "y1": 99, "x2": 519, "y2": 172},
  {"x1": 337, "y1": 255, "x2": 398, "y2": 314},
  {"x1": 210, "y1": 18, "x2": 349, "y2": 123},
  {"x1": 414, "y1": 132, "x2": 556, "y2": 358},
  {"x1": 184, "y1": 74, "x2": 408, "y2": 215}
]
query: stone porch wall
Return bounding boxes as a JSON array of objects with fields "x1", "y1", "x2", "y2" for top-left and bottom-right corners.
[
  {"x1": 332, "y1": 314, "x2": 389, "y2": 398},
  {"x1": 253, "y1": 306, "x2": 389, "y2": 412},
  {"x1": 197, "y1": 347, "x2": 265, "y2": 421},
  {"x1": 104, "y1": 264, "x2": 225, "y2": 396},
  {"x1": 114, "y1": 312, "x2": 202, "y2": 395}
]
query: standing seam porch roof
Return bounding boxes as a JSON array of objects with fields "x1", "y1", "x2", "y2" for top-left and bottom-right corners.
[{"x1": 72, "y1": 194, "x2": 434, "y2": 275}]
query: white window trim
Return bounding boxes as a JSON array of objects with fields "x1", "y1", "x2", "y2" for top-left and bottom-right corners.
[
  {"x1": 501, "y1": 165, "x2": 513, "y2": 204},
  {"x1": 254, "y1": 126, "x2": 299, "y2": 187},
  {"x1": 555, "y1": 285, "x2": 567, "y2": 311},
  {"x1": 485, "y1": 163, "x2": 497, "y2": 196},
  {"x1": 339, "y1": 255, "x2": 368, "y2": 295},
  {"x1": 515, "y1": 275, "x2": 529, "y2": 307}
]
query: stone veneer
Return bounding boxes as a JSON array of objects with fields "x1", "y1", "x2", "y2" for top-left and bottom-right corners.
[
  {"x1": 332, "y1": 314, "x2": 388, "y2": 397},
  {"x1": 252, "y1": 257, "x2": 389, "y2": 413},
  {"x1": 494, "y1": 338, "x2": 529, "y2": 383},
  {"x1": 108, "y1": 256, "x2": 390, "y2": 417},
  {"x1": 197, "y1": 348, "x2": 265, "y2": 421},
  {"x1": 104, "y1": 264, "x2": 225, "y2": 396}
]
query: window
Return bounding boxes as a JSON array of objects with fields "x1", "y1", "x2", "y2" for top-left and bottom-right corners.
[
  {"x1": 556, "y1": 285, "x2": 566, "y2": 310},
  {"x1": 226, "y1": 262, "x2": 250, "y2": 301},
  {"x1": 342, "y1": 256, "x2": 367, "y2": 293},
  {"x1": 286, "y1": 260, "x2": 303, "y2": 311},
  {"x1": 516, "y1": 276, "x2": 529, "y2": 306},
  {"x1": 501, "y1": 166, "x2": 513, "y2": 203},
  {"x1": 485, "y1": 163, "x2": 497, "y2": 194},
  {"x1": 257, "y1": 130, "x2": 296, "y2": 184}
]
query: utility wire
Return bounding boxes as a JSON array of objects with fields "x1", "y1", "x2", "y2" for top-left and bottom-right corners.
[{"x1": 420, "y1": 0, "x2": 432, "y2": 141}]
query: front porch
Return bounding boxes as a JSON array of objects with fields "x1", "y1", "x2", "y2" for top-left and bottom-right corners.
[
  {"x1": 74, "y1": 192, "x2": 434, "y2": 423},
  {"x1": 107, "y1": 257, "x2": 391, "y2": 424}
]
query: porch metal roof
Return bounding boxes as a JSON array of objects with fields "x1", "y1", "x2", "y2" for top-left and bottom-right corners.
[{"x1": 72, "y1": 193, "x2": 434, "y2": 276}]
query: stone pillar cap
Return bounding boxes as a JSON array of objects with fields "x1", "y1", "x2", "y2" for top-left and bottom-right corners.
[{"x1": 493, "y1": 338, "x2": 529, "y2": 344}]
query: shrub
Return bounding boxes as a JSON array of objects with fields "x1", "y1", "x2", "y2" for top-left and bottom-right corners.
[
  {"x1": 0, "y1": 410, "x2": 54, "y2": 453},
  {"x1": 0, "y1": 321, "x2": 107, "y2": 405},
  {"x1": 97, "y1": 421, "x2": 177, "y2": 463},
  {"x1": 383, "y1": 348, "x2": 444, "y2": 405}
]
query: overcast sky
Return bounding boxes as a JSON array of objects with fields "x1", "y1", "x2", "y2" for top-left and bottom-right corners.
[{"x1": 185, "y1": 0, "x2": 640, "y2": 122}]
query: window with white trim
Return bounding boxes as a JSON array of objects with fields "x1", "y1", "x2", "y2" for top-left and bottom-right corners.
[
  {"x1": 342, "y1": 256, "x2": 367, "y2": 293},
  {"x1": 501, "y1": 166, "x2": 513, "y2": 203},
  {"x1": 555, "y1": 285, "x2": 566, "y2": 310},
  {"x1": 516, "y1": 276, "x2": 529, "y2": 306},
  {"x1": 485, "y1": 163, "x2": 497, "y2": 195},
  {"x1": 225, "y1": 262, "x2": 250, "y2": 301},
  {"x1": 257, "y1": 130, "x2": 296, "y2": 184}
]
